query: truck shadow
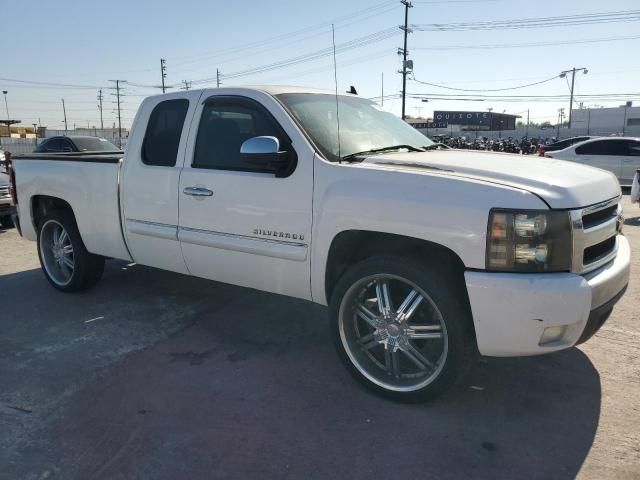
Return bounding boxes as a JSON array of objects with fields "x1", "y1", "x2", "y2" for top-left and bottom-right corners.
[{"x1": 0, "y1": 262, "x2": 601, "y2": 480}]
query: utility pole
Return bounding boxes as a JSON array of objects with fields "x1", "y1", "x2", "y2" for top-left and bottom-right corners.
[
  {"x1": 61, "y1": 98, "x2": 68, "y2": 134},
  {"x1": 559, "y1": 67, "x2": 587, "y2": 129},
  {"x1": 556, "y1": 107, "x2": 564, "y2": 139},
  {"x1": 526, "y1": 109, "x2": 529, "y2": 138},
  {"x1": 32, "y1": 123, "x2": 38, "y2": 145},
  {"x1": 160, "y1": 58, "x2": 167, "y2": 93},
  {"x1": 399, "y1": 0, "x2": 413, "y2": 120},
  {"x1": 181, "y1": 80, "x2": 192, "y2": 90},
  {"x1": 2, "y1": 91, "x2": 9, "y2": 138},
  {"x1": 97, "y1": 89, "x2": 104, "y2": 130},
  {"x1": 109, "y1": 80, "x2": 125, "y2": 148},
  {"x1": 216, "y1": 69, "x2": 221, "y2": 88}
]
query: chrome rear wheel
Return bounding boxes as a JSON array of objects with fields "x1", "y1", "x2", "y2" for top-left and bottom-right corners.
[{"x1": 39, "y1": 219, "x2": 75, "y2": 286}]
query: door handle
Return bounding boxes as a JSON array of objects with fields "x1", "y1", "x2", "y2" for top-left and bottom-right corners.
[{"x1": 183, "y1": 186, "x2": 213, "y2": 197}]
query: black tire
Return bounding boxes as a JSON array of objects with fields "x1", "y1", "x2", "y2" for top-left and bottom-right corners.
[
  {"x1": 329, "y1": 255, "x2": 475, "y2": 403},
  {"x1": 37, "y1": 209, "x2": 104, "y2": 292},
  {"x1": 0, "y1": 215, "x2": 13, "y2": 229}
]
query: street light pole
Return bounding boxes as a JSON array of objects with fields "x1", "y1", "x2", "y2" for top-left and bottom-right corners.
[{"x1": 559, "y1": 67, "x2": 587, "y2": 129}]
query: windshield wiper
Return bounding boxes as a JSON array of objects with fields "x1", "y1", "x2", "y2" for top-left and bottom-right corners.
[{"x1": 341, "y1": 144, "x2": 425, "y2": 162}]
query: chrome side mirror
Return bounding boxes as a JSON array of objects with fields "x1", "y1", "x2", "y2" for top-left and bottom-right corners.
[
  {"x1": 240, "y1": 136, "x2": 280, "y2": 155},
  {"x1": 240, "y1": 136, "x2": 293, "y2": 177}
]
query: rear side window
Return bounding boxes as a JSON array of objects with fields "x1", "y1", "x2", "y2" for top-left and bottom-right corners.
[
  {"x1": 43, "y1": 138, "x2": 65, "y2": 152},
  {"x1": 142, "y1": 99, "x2": 189, "y2": 167},
  {"x1": 575, "y1": 140, "x2": 626, "y2": 156}
]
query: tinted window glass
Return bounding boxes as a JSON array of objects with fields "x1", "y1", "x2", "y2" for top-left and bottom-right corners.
[
  {"x1": 44, "y1": 139, "x2": 65, "y2": 152},
  {"x1": 626, "y1": 140, "x2": 640, "y2": 156},
  {"x1": 61, "y1": 139, "x2": 75, "y2": 152},
  {"x1": 142, "y1": 99, "x2": 189, "y2": 167},
  {"x1": 73, "y1": 137, "x2": 118, "y2": 151},
  {"x1": 575, "y1": 140, "x2": 627, "y2": 156},
  {"x1": 193, "y1": 97, "x2": 288, "y2": 171}
]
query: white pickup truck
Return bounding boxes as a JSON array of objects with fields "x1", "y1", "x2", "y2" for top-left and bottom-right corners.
[{"x1": 7, "y1": 86, "x2": 630, "y2": 401}]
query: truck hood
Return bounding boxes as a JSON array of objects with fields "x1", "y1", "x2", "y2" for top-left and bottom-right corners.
[{"x1": 361, "y1": 150, "x2": 620, "y2": 209}]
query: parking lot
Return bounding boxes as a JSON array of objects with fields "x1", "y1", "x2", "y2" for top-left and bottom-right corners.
[{"x1": 0, "y1": 195, "x2": 637, "y2": 480}]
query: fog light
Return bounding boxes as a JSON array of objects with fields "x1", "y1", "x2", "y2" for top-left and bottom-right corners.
[{"x1": 539, "y1": 325, "x2": 568, "y2": 345}]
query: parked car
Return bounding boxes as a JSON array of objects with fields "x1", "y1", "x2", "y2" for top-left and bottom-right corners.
[
  {"x1": 0, "y1": 170, "x2": 15, "y2": 228},
  {"x1": 538, "y1": 136, "x2": 594, "y2": 156},
  {"x1": 8, "y1": 87, "x2": 629, "y2": 402},
  {"x1": 544, "y1": 137, "x2": 640, "y2": 186},
  {"x1": 33, "y1": 135, "x2": 119, "y2": 153}
]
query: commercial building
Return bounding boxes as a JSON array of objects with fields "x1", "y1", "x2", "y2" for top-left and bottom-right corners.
[{"x1": 410, "y1": 104, "x2": 640, "y2": 140}]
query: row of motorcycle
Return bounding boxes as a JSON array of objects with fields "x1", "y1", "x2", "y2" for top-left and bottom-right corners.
[{"x1": 432, "y1": 136, "x2": 544, "y2": 155}]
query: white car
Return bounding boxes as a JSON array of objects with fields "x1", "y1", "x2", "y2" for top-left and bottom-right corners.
[
  {"x1": 9, "y1": 86, "x2": 630, "y2": 402},
  {"x1": 545, "y1": 137, "x2": 640, "y2": 187}
]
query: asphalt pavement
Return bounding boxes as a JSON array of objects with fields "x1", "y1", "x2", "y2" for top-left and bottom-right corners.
[{"x1": 0, "y1": 196, "x2": 638, "y2": 480}]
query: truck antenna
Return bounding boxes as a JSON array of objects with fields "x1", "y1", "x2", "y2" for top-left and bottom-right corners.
[{"x1": 332, "y1": 24, "x2": 341, "y2": 163}]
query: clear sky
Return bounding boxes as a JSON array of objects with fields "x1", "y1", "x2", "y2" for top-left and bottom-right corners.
[{"x1": 2, "y1": 0, "x2": 639, "y2": 130}]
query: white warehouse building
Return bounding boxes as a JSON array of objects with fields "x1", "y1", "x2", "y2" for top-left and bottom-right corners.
[{"x1": 571, "y1": 104, "x2": 640, "y2": 136}]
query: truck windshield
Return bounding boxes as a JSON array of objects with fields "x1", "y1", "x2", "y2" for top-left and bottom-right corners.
[
  {"x1": 276, "y1": 93, "x2": 433, "y2": 162},
  {"x1": 73, "y1": 137, "x2": 119, "y2": 152}
]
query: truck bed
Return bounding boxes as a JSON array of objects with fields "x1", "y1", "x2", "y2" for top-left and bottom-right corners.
[{"x1": 12, "y1": 151, "x2": 131, "y2": 262}]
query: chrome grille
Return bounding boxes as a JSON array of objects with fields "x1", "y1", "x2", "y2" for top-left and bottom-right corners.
[
  {"x1": 570, "y1": 196, "x2": 621, "y2": 274},
  {"x1": 0, "y1": 185, "x2": 9, "y2": 198}
]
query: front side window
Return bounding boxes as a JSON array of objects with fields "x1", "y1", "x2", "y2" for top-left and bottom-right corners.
[
  {"x1": 576, "y1": 140, "x2": 626, "y2": 156},
  {"x1": 193, "y1": 97, "x2": 289, "y2": 171},
  {"x1": 142, "y1": 99, "x2": 189, "y2": 167},
  {"x1": 276, "y1": 93, "x2": 434, "y2": 161}
]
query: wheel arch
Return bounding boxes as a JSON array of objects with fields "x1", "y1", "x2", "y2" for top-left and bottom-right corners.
[
  {"x1": 31, "y1": 195, "x2": 76, "y2": 232},
  {"x1": 324, "y1": 230, "x2": 468, "y2": 305}
]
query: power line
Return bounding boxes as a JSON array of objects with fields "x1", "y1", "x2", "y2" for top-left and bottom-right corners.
[
  {"x1": 407, "y1": 92, "x2": 640, "y2": 103},
  {"x1": 411, "y1": 74, "x2": 560, "y2": 91},
  {"x1": 412, "y1": 10, "x2": 640, "y2": 31},
  {"x1": 169, "y1": 1, "x2": 397, "y2": 68},
  {"x1": 411, "y1": 34, "x2": 640, "y2": 50},
  {"x1": 0, "y1": 77, "x2": 103, "y2": 89},
  {"x1": 191, "y1": 27, "x2": 400, "y2": 84}
]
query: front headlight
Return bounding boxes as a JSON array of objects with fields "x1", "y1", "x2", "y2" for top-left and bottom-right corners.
[{"x1": 486, "y1": 209, "x2": 572, "y2": 272}]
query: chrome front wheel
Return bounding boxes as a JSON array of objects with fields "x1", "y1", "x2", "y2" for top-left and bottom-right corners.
[
  {"x1": 339, "y1": 274, "x2": 448, "y2": 392},
  {"x1": 330, "y1": 256, "x2": 475, "y2": 402},
  {"x1": 39, "y1": 219, "x2": 75, "y2": 286}
]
